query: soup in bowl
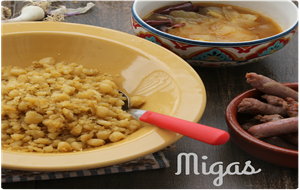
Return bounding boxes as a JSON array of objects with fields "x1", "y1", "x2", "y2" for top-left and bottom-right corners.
[{"x1": 131, "y1": 0, "x2": 298, "y2": 67}]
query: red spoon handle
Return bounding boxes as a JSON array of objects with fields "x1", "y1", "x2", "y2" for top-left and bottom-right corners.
[{"x1": 139, "y1": 111, "x2": 230, "y2": 145}]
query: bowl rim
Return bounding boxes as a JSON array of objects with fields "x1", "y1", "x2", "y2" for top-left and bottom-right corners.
[
  {"x1": 1, "y1": 22, "x2": 207, "y2": 171},
  {"x1": 225, "y1": 82, "x2": 298, "y2": 155},
  {"x1": 132, "y1": 0, "x2": 298, "y2": 47}
]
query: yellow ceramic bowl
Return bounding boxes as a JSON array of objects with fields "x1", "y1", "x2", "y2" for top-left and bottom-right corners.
[{"x1": 1, "y1": 22, "x2": 206, "y2": 171}]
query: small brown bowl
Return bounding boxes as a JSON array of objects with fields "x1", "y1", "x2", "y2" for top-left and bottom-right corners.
[{"x1": 225, "y1": 83, "x2": 298, "y2": 168}]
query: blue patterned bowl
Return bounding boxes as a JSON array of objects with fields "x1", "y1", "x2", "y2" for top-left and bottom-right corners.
[{"x1": 131, "y1": 1, "x2": 298, "y2": 67}]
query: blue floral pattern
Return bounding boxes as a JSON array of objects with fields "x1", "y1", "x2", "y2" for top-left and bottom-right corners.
[
  {"x1": 258, "y1": 41, "x2": 284, "y2": 56},
  {"x1": 145, "y1": 36, "x2": 161, "y2": 46},
  {"x1": 192, "y1": 49, "x2": 232, "y2": 61}
]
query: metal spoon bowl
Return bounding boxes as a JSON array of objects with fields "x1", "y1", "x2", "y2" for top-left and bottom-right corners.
[{"x1": 119, "y1": 91, "x2": 230, "y2": 145}]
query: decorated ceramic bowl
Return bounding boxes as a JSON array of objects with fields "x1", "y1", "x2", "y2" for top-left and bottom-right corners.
[{"x1": 131, "y1": 0, "x2": 298, "y2": 67}]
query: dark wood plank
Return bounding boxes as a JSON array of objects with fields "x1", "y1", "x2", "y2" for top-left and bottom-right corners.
[
  {"x1": 49, "y1": 1, "x2": 134, "y2": 34},
  {"x1": 1, "y1": 1, "x2": 298, "y2": 189}
]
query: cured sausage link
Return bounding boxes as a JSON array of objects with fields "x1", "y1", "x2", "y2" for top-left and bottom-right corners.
[
  {"x1": 254, "y1": 114, "x2": 283, "y2": 123},
  {"x1": 283, "y1": 97, "x2": 298, "y2": 117},
  {"x1": 248, "y1": 117, "x2": 298, "y2": 139},
  {"x1": 238, "y1": 98, "x2": 287, "y2": 116},
  {"x1": 261, "y1": 94, "x2": 285, "y2": 106},
  {"x1": 246, "y1": 73, "x2": 298, "y2": 101}
]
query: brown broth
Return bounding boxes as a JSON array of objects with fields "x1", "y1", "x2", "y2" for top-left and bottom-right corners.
[{"x1": 144, "y1": 2, "x2": 282, "y2": 42}]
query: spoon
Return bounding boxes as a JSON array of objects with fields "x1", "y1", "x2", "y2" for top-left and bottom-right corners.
[{"x1": 119, "y1": 91, "x2": 230, "y2": 145}]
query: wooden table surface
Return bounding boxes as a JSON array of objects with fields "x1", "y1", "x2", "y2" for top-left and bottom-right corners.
[{"x1": 2, "y1": 1, "x2": 298, "y2": 189}]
